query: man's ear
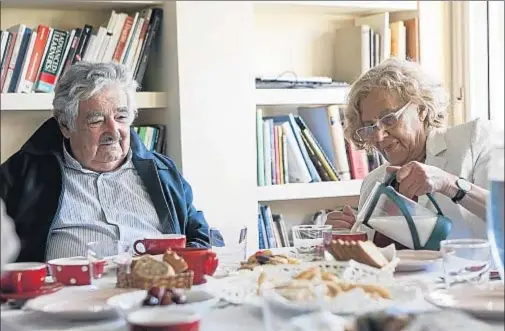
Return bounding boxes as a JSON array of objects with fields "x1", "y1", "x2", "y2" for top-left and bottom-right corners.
[{"x1": 58, "y1": 119, "x2": 71, "y2": 139}]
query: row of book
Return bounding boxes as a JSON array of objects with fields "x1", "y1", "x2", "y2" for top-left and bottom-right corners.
[
  {"x1": 256, "y1": 106, "x2": 386, "y2": 186},
  {"x1": 334, "y1": 11, "x2": 418, "y2": 83},
  {"x1": 0, "y1": 8, "x2": 163, "y2": 94},
  {"x1": 258, "y1": 204, "x2": 290, "y2": 249},
  {"x1": 132, "y1": 125, "x2": 166, "y2": 154}
]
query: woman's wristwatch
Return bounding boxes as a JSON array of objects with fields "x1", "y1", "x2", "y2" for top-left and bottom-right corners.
[{"x1": 451, "y1": 177, "x2": 471, "y2": 204}]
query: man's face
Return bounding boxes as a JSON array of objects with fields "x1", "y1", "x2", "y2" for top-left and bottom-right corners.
[{"x1": 60, "y1": 85, "x2": 133, "y2": 172}]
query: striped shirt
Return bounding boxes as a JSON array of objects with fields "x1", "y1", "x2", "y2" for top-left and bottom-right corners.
[{"x1": 45, "y1": 141, "x2": 166, "y2": 261}]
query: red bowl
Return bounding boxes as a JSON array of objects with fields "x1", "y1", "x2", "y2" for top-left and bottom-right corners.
[{"x1": 47, "y1": 257, "x2": 105, "y2": 286}]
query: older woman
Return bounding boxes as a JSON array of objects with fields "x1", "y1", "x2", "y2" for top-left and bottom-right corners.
[{"x1": 326, "y1": 58, "x2": 491, "y2": 244}]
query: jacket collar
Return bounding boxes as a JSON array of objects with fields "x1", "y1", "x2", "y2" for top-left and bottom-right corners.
[
  {"x1": 21, "y1": 117, "x2": 168, "y2": 170},
  {"x1": 425, "y1": 128, "x2": 447, "y2": 171}
]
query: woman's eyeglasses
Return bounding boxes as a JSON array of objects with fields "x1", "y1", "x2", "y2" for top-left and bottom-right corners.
[{"x1": 355, "y1": 101, "x2": 412, "y2": 141}]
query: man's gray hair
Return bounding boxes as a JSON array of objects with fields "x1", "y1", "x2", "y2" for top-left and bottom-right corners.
[{"x1": 53, "y1": 62, "x2": 139, "y2": 131}]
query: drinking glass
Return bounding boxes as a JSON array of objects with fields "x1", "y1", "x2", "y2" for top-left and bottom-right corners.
[
  {"x1": 87, "y1": 240, "x2": 133, "y2": 288},
  {"x1": 440, "y1": 239, "x2": 491, "y2": 288},
  {"x1": 292, "y1": 225, "x2": 331, "y2": 261},
  {"x1": 487, "y1": 129, "x2": 504, "y2": 282},
  {"x1": 209, "y1": 225, "x2": 247, "y2": 275}
]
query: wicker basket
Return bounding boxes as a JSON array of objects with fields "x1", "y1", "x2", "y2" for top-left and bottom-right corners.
[{"x1": 116, "y1": 264, "x2": 194, "y2": 289}]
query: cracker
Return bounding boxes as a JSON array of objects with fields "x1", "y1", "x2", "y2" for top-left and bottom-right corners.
[{"x1": 356, "y1": 241, "x2": 389, "y2": 268}]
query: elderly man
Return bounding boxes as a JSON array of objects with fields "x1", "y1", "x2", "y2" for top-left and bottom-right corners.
[{"x1": 0, "y1": 62, "x2": 211, "y2": 262}]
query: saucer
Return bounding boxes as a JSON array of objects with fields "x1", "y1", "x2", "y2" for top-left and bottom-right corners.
[
  {"x1": 395, "y1": 250, "x2": 442, "y2": 272},
  {"x1": 0, "y1": 282, "x2": 64, "y2": 301}
]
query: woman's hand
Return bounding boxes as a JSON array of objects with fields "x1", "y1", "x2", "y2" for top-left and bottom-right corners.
[
  {"x1": 324, "y1": 205, "x2": 356, "y2": 229},
  {"x1": 386, "y1": 161, "x2": 458, "y2": 199}
]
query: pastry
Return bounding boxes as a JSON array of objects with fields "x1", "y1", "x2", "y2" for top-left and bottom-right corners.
[
  {"x1": 133, "y1": 255, "x2": 175, "y2": 278},
  {"x1": 163, "y1": 250, "x2": 188, "y2": 273}
]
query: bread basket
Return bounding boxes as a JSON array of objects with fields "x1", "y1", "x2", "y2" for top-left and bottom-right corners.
[{"x1": 116, "y1": 263, "x2": 194, "y2": 289}]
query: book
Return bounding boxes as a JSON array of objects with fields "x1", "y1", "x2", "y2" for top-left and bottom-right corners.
[{"x1": 35, "y1": 29, "x2": 69, "y2": 93}]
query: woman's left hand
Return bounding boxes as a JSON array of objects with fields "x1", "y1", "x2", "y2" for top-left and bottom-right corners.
[{"x1": 386, "y1": 161, "x2": 457, "y2": 199}]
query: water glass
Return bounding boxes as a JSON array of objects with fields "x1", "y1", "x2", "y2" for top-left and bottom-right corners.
[
  {"x1": 440, "y1": 239, "x2": 491, "y2": 288},
  {"x1": 209, "y1": 226, "x2": 247, "y2": 273},
  {"x1": 87, "y1": 240, "x2": 132, "y2": 288},
  {"x1": 487, "y1": 130, "x2": 504, "y2": 282},
  {"x1": 292, "y1": 225, "x2": 331, "y2": 261}
]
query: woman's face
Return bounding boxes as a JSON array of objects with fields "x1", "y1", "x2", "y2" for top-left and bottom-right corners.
[{"x1": 359, "y1": 88, "x2": 428, "y2": 166}]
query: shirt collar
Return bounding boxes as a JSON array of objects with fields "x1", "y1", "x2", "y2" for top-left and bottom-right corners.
[{"x1": 62, "y1": 140, "x2": 134, "y2": 173}]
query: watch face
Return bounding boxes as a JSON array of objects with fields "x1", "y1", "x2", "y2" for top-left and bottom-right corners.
[{"x1": 457, "y1": 178, "x2": 472, "y2": 191}]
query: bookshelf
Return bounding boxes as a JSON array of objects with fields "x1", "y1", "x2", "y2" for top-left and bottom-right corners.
[
  {"x1": 257, "y1": 180, "x2": 363, "y2": 202},
  {"x1": 1, "y1": 1, "x2": 451, "y2": 254},
  {"x1": 1, "y1": 92, "x2": 167, "y2": 111},
  {"x1": 256, "y1": 88, "x2": 349, "y2": 106}
]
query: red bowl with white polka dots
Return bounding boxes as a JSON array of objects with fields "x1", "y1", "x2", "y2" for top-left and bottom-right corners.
[{"x1": 47, "y1": 257, "x2": 105, "y2": 286}]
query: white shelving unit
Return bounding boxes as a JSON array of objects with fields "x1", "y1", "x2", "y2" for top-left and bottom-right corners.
[
  {"x1": 0, "y1": 92, "x2": 167, "y2": 111},
  {"x1": 256, "y1": 87, "x2": 349, "y2": 106},
  {"x1": 257, "y1": 180, "x2": 363, "y2": 202},
  {"x1": 1, "y1": 1, "x2": 450, "y2": 252}
]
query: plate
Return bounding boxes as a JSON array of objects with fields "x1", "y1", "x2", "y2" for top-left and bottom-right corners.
[
  {"x1": 425, "y1": 282, "x2": 504, "y2": 320},
  {"x1": 396, "y1": 250, "x2": 442, "y2": 272},
  {"x1": 23, "y1": 288, "x2": 137, "y2": 320},
  {"x1": 0, "y1": 282, "x2": 64, "y2": 301},
  {"x1": 106, "y1": 289, "x2": 219, "y2": 315}
]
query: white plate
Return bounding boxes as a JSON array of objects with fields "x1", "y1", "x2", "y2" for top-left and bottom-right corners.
[
  {"x1": 425, "y1": 282, "x2": 505, "y2": 320},
  {"x1": 23, "y1": 288, "x2": 136, "y2": 321},
  {"x1": 106, "y1": 289, "x2": 219, "y2": 315},
  {"x1": 396, "y1": 250, "x2": 442, "y2": 272}
]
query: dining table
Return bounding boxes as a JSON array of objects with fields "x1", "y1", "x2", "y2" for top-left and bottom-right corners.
[{"x1": 1, "y1": 257, "x2": 503, "y2": 331}]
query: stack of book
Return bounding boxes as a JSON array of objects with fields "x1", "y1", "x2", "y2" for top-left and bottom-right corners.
[
  {"x1": 132, "y1": 125, "x2": 165, "y2": 154},
  {"x1": 256, "y1": 105, "x2": 385, "y2": 186},
  {"x1": 0, "y1": 8, "x2": 163, "y2": 94},
  {"x1": 258, "y1": 204, "x2": 290, "y2": 249}
]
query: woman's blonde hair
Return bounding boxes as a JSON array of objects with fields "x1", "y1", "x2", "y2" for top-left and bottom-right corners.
[{"x1": 344, "y1": 58, "x2": 450, "y2": 150}]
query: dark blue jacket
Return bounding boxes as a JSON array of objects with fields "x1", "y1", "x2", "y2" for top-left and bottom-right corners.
[{"x1": 0, "y1": 118, "x2": 210, "y2": 262}]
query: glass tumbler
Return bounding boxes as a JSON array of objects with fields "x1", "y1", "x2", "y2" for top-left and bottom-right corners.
[
  {"x1": 87, "y1": 240, "x2": 132, "y2": 288},
  {"x1": 292, "y1": 225, "x2": 331, "y2": 261},
  {"x1": 209, "y1": 225, "x2": 247, "y2": 275},
  {"x1": 440, "y1": 239, "x2": 491, "y2": 288}
]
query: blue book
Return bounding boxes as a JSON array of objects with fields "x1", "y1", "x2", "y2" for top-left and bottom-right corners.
[
  {"x1": 257, "y1": 205, "x2": 267, "y2": 249},
  {"x1": 8, "y1": 27, "x2": 32, "y2": 93},
  {"x1": 260, "y1": 205, "x2": 275, "y2": 248}
]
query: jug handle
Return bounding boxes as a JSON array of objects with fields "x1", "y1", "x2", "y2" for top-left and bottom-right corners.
[{"x1": 385, "y1": 172, "x2": 446, "y2": 216}]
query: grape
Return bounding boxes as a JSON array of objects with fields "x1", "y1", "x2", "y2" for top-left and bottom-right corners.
[
  {"x1": 148, "y1": 286, "x2": 165, "y2": 299},
  {"x1": 160, "y1": 294, "x2": 173, "y2": 306},
  {"x1": 142, "y1": 295, "x2": 160, "y2": 306}
]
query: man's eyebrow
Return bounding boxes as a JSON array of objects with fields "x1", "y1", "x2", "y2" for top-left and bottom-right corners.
[{"x1": 86, "y1": 111, "x2": 105, "y2": 119}]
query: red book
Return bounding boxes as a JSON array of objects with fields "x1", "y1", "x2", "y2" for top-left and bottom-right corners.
[
  {"x1": 112, "y1": 15, "x2": 134, "y2": 62},
  {"x1": 346, "y1": 142, "x2": 370, "y2": 179},
  {"x1": 19, "y1": 25, "x2": 50, "y2": 93}
]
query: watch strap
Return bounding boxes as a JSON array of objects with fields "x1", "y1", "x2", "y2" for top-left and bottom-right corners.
[{"x1": 451, "y1": 178, "x2": 468, "y2": 203}]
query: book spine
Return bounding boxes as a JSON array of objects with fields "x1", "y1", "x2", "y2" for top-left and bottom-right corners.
[
  {"x1": 282, "y1": 133, "x2": 289, "y2": 184},
  {"x1": 35, "y1": 30, "x2": 69, "y2": 93},
  {"x1": 20, "y1": 25, "x2": 50, "y2": 93},
  {"x1": 263, "y1": 120, "x2": 272, "y2": 186},
  {"x1": 277, "y1": 126, "x2": 284, "y2": 185},
  {"x1": 272, "y1": 122, "x2": 279, "y2": 184},
  {"x1": 134, "y1": 8, "x2": 162, "y2": 85},
  {"x1": 15, "y1": 30, "x2": 37, "y2": 93},
  {"x1": 60, "y1": 28, "x2": 81, "y2": 77},
  {"x1": 301, "y1": 133, "x2": 331, "y2": 181},
  {"x1": 72, "y1": 24, "x2": 93, "y2": 64},
  {"x1": 327, "y1": 105, "x2": 351, "y2": 180},
  {"x1": 347, "y1": 142, "x2": 369, "y2": 179},
  {"x1": 131, "y1": 9, "x2": 151, "y2": 73},
  {"x1": 0, "y1": 33, "x2": 15, "y2": 91},
  {"x1": 120, "y1": 12, "x2": 139, "y2": 63},
  {"x1": 256, "y1": 108, "x2": 265, "y2": 186},
  {"x1": 288, "y1": 113, "x2": 321, "y2": 182},
  {"x1": 113, "y1": 15, "x2": 134, "y2": 62},
  {"x1": 3, "y1": 25, "x2": 25, "y2": 93},
  {"x1": 8, "y1": 27, "x2": 32, "y2": 93}
]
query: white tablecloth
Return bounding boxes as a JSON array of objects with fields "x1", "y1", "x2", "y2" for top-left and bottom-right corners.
[{"x1": 1, "y1": 262, "x2": 503, "y2": 331}]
